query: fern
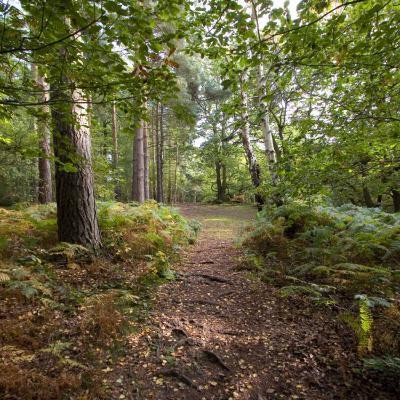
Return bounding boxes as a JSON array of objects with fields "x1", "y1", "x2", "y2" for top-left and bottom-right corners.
[
  {"x1": 358, "y1": 295, "x2": 374, "y2": 355},
  {"x1": 363, "y1": 356, "x2": 400, "y2": 376}
]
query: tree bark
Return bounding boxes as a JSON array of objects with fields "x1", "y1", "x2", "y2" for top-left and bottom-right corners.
[
  {"x1": 132, "y1": 123, "x2": 145, "y2": 203},
  {"x1": 215, "y1": 160, "x2": 225, "y2": 202},
  {"x1": 151, "y1": 109, "x2": 157, "y2": 199},
  {"x1": 156, "y1": 103, "x2": 164, "y2": 203},
  {"x1": 31, "y1": 64, "x2": 52, "y2": 204},
  {"x1": 50, "y1": 87, "x2": 101, "y2": 248},
  {"x1": 143, "y1": 121, "x2": 150, "y2": 200},
  {"x1": 392, "y1": 189, "x2": 400, "y2": 212},
  {"x1": 111, "y1": 101, "x2": 121, "y2": 200},
  {"x1": 239, "y1": 75, "x2": 263, "y2": 207}
]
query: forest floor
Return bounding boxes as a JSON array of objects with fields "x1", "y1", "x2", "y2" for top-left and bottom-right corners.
[{"x1": 111, "y1": 204, "x2": 396, "y2": 400}]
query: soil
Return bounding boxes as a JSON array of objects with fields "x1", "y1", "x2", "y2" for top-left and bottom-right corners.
[{"x1": 110, "y1": 205, "x2": 397, "y2": 400}]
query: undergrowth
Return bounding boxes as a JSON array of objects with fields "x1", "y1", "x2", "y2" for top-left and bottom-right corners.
[
  {"x1": 242, "y1": 202, "x2": 400, "y2": 385},
  {"x1": 0, "y1": 201, "x2": 199, "y2": 399}
]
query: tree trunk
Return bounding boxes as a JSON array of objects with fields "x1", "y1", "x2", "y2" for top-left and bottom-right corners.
[
  {"x1": 151, "y1": 110, "x2": 157, "y2": 199},
  {"x1": 239, "y1": 75, "x2": 263, "y2": 207},
  {"x1": 167, "y1": 129, "x2": 173, "y2": 203},
  {"x1": 143, "y1": 121, "x2": 150, "y2": 200},
  {"x1": 392, "y1": 189, "x2": 400, "y2": 212},
  {"x1": 132, "y1": 123, "x2": 145, "y2": 203},
  {"x1": 362, "y1": 186, "x2": 375, "y2": 208},
  {"x1": 31, "y1": 64, "x2": 52, "y2": 204},
  {"x1": 111, "y1": 101, "x2": 121, "y2": 200},
  {"x1": 215, "y1": 160, "x2": 224, "y2": 202},
  {"x1": 50, "y1": 87, "x2": 101, "y2": 248},
  {"x1": 156, "y1": 103, "x2": 164, "y2": 203},
  {"x1": 251, "y1": 3, "x2": 277, "y2": 177},
  {"x1": 173, "y1": 137, "x2": 179, "y2": 204}
]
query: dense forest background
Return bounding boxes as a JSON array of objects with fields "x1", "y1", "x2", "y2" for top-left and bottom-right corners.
[{"x1": 1, "y1": 0, "x2": 398, "y2": 215}]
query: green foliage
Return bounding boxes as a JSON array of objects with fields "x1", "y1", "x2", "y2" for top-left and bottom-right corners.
[
  {"x1": 363, "y1": 356, "x2": 400, "y2": 376},
  {"x1": 243, "y1": 202, "x2": 400, "y2": 362},
  {"x1": 98, "y1": 201, "x2": 198, "y2": 259}
]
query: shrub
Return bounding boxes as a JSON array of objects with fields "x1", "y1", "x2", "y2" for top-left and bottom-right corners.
[{"x1": 242, "y1": 202, "x2": 400, "y2": 368}]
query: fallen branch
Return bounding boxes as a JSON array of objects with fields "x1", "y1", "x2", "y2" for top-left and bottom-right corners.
[
  {"x1": 201, "y1": 349, "x2": 230, "y2": 371},
  {"x1": 161, "y1": 369, "x2": 197, "y2": 389}
]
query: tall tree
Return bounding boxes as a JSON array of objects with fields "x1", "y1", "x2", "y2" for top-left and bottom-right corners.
[
  {"x1": 111, "y1": 101, "x2": 121, "y2": 200},
  {"x1": 156, "y1": 104, "x2": 164, "y2": 203},
  {"x1": 239, "y1": 74, "x2": 263, "y2": 206},
  {"x1": 31, "y1": 64, "x2": 53, "y2": 204}
]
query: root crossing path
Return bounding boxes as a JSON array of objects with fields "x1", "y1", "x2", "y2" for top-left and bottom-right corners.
[{"x1": 125, "y1": 205, "x2": 393, "y2": 400}]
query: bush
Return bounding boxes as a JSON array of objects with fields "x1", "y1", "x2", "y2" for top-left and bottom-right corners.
[{"x1": 242, "y1": 202, "x2": 400, "y2": 367}]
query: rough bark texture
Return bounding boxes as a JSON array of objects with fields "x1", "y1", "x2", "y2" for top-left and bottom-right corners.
[
  {"x1": 32, "y1": 64, "x2": 53, "y2": 204},
  {"x1": 111, "y1": 101, "x2": 121, "y2": 200},
  {"x1": 51, "y1": 87, "x2": 101, "y2": 248}
]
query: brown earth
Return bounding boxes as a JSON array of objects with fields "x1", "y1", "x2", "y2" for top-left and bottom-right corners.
[{"x1": 110, "y1": 205, "x2": 396, "y2": 400}]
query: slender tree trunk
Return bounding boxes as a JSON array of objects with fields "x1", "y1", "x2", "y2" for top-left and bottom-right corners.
[
  {"x1": 111, "y1": 101, "x2": 121, "y2": 200},
  {"x1": 173, "y1": 138, "x2": 179, "y2": 203},
  {"x1": 251, "y1": 3, "x2": 277, "y2": 167},
  {"x1": 239, "y1": 75, "x2": 263, "y2": 207},
  {"x1": 151, "y1": 110, "x2": 157, "y2": 200},
  {"x1": 167, "y1": 130, "x2": 173, "y2": 203},
  {"x1": 156, "y1": 103, "x2": 164, "y2": 203},
  {"x1": 215, "y1": 160, "x2": 224, "y2": 202},
  {"x1": 132, "y1": 123, "x2": 145, "y2": 203},
  {"x1": 222, "y1": 162, "x2": 227, "y2": 199},
  {"x1": 143, "y1": 121, "x2": 150, "y2": 200},
  {"x1": 32, "y1": 64, "x2": 52, "y2": 204}
]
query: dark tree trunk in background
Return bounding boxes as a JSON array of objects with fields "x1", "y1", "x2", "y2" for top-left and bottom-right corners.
[
  {"x1": 215, "y1": 160, "x2": 227, "y2": 202},
  {"x1": 132, "y1": 124, "x2": 145, "y2": 203},
  {"x1": 362, "y1": 186, "x2": 375, "y2": 208},
  {"x1": 156, "y1": 103, "x2": 164, "y2": 203},
  {"x1": 151, "y1": 112, "x2": 157, "y2": 200},
  {"x1": 143, "y1": 121, "x2": 150, "y2": 200},
  {"x1": 111, "y1": 101, "x2": 121, "y2": 200},
  {"x1": 50, "y1": 88, "x2": 101, "y2": 248},
  {"x1": 392, "y1": 189, "x2": 400, "y2": 212},
  {"x1": 32, "y1": 65, "x2": 52, "y2": 204}
]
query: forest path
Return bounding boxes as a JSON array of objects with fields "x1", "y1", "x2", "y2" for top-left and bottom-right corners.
[{"x1": 125, "y1": 205, "x2": 388, "y2": 400}]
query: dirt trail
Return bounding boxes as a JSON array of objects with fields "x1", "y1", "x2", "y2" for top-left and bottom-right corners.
[{"x1": 125, "y1": 205, "x2": 394, "y2": 400}]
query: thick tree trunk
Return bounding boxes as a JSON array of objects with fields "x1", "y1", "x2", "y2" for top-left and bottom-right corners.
[
  {"x1": 111, "y1": 101, "x2": 121, "y2": 200},
  {"x1": 156, "y1": 104, "x2": 164, "y2": 203},
  {"x1": 239, "y1": 76, "x2": 263, "y2": 207},
  {"x1": 31, "y1": 64, "x2": 52, "y2": 204},
  {"x1": 51, "y1": 88, "x2": 101, "y2": 248},
  {"x1": 143, "y1": 121, "x2": 150, "y2": 200}
]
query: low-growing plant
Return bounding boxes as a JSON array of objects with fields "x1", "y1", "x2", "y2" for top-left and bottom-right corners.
[{"x1": 242, "y1": 202, "x2": 400, "y2": 369}]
